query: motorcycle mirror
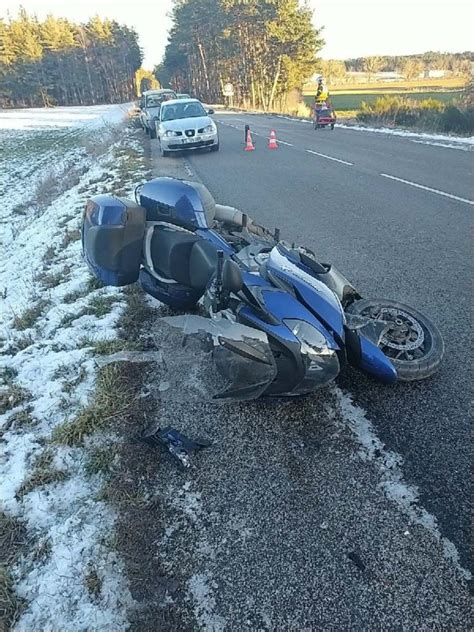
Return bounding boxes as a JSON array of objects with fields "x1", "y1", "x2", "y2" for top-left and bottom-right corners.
[{"x1": 222, "y1": 259, "x2": 243, "y2": 293}]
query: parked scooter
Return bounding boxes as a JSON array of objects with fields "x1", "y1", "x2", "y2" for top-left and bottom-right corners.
[{"x1": 82, "y1": 178, "x2": 444, "y2": 399}]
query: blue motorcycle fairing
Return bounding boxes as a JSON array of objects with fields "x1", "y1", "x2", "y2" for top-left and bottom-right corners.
[
  {"x1": 267, "y1": 247, "x2": 345, "y2": 341},
  {"x1": 359, "y1": 336, "x2": 398, "y2": 383},
  {"x1": 241, "y1": 270, "x2": 270, "y2": 287},
  {"x1": 139, "y1": 178, "x2": 208, "y2": 229},
  {"x1": 196, "y1": 228, "x2": 234, "y2": 255},
  {"x1": 238, "y1": 280, "x2": 339, "y2": 349}
]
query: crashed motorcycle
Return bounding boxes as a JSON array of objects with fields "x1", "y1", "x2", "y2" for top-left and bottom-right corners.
[{"x1": 82, "y1": 177, "x2": 444, "y2": 400}]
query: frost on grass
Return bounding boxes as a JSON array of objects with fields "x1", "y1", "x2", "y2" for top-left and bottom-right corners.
[{"x1": 0, "y1": 104, "x2": 150, "y2": 631}]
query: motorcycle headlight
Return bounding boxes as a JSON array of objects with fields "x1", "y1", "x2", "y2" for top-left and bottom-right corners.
[
  {"x1": 203, "y1": 124, "x2": 215, "y2": 133},
  {"x1": 284, "y1": 319, "x2": 333, "y2": 358}
]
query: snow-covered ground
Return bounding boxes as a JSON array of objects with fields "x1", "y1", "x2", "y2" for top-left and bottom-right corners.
[
  {"x1": 0, "y1": 105, "x2": 148, "y2": 631},
  {"x1": 0, "y1": 103, "x2": 131, "y2": 130}
]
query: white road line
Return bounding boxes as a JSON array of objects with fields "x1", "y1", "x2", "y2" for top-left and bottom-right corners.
[
  {"x1": 380, "y1": 173, "x2": 474, "y2": 206},
  {"x1": 306, "y1": 149, "x2": 353, "y2": 165},
  {"x1": 276, "y1": 139, "x2": 293, "y2": 146}
]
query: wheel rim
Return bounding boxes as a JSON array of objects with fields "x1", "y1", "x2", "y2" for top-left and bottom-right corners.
[{"x1": 361, "y1": 306, "x2": 429, "y2": 361}]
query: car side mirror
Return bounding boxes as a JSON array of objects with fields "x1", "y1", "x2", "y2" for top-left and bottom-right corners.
[
  {"x1": 207, "y1": 108, "x2": 215, "y2": 115},
  {"x1": 222, "y1": 259, "x2": 243, "y2": 293}
]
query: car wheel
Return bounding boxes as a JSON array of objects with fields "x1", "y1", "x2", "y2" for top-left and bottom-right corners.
[
  {"x1": 210, "y1": 142, "x2": 219, "y2": 152},
  {"x1": 160, "y1": 143, "x2": 170, "y2": 158}
]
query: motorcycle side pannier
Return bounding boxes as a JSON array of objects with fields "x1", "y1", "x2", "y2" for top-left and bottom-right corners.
[{"x1": 82, "y1": 195, "x2": 146, "y2": 286}]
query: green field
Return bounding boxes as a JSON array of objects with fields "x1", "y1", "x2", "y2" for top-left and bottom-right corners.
[{"x1": 303, "y1": 90, "x2": 463, "y2": 111}]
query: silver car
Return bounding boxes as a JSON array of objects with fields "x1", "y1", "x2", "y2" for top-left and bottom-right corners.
[
  {"x1": 156, "y1": 99, "x2": 219, "y2": 156},
  {"x1": 139, "y1": 89, "x2": 177, "y2": 138}
]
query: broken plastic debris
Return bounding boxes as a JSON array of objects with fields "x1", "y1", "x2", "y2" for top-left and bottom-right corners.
[
  {"x1": 94, "y1": 315, "x2": 277, "y2": 402},
  {"x1": 345, "y1": 314, "x2": 391, "y2": 345},
  {"x1": 94, "y1": 350, "x2": 163, "y2": 366},
  {"x1": 347, "y1": 551, "x2": 366, "y2": 572},
  {"x1": 139, "y1": 426, "x2": 211, "y2": 468}
]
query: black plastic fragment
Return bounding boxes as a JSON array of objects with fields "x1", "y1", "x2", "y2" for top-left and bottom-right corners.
[
  {"x1": 139, "y1": 425, "x2": 211, "y2": 468},
  {"x1": 348, "y1": 551, "x2": 366, "y2": 572}
]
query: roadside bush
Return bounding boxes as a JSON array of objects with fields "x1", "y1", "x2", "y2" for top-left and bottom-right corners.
[
  {"x1": 357, "y1": 95, "x2": 473, "y2": 134},
  {"x1": 440, "y1": 105, "x2": 474, "y2": 134}
]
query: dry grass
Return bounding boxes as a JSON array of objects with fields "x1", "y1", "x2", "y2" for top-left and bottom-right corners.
[
  {"x1": 87, "y1": 276, "x2": 104, "y2": 291},
  {"x1": 79, "y1": 337, "x2": 136, "y2": 355},
  {"x1": 11, "y1": 161, "x2": 89, "y2": 220},
  {"x1": 60, "y1": 294, "x2": 119, "y2": 328},
  {"x1": 0, "y1": 367, "x2": 18, "y2": 385},
  {"x1": 10, "y1": 334, "x2": 35, "y2": 354},
  {"x1": 0, "y1": 512, "x2": 26, "y2": 631},
  {"x1": 52, "y1": 363, "x2": 134, "y2": 446},
  {"x1": 84, "y1": 563, "x2": 103, "y2": 600},
  {"x1": 11, "y1": 300, "x2": 49, "y2": 331},
  {"x1": 331, "y1": 77, "x2": 467, "y2": 92},
  {"x1": 0, "y1": 385, "x2": 31, "y2": 416},
  {"x1": 62, "y1": 287, "x2": 90, "y2": 304},
  {"x1": 1, "y1": 406, "x2": 37, "y2": 437},
  {"x1": 37, "y1": 264, "x2": 70, "y2": 290},
  {"x1": 85, "y1": 294, "x2": 119, "y2": 318},
  {"x1": 42, "y1": 245, "x2": 56, "y2": 264},
  {"x1": 118, "y1": 286, "x2": 156, "y2": 345},
  {"x1": 61, "y1": 229, "x2": 81, "y2": 249},
  {"x1": 16, "y1": 450, "x2": 68, "y2": 499},
  {"x1": 31, "y1": 537, "x2": 52, "y2": 563},
  {"x1": 82, "y1": 124, "x2": 122, "y2": 159}
]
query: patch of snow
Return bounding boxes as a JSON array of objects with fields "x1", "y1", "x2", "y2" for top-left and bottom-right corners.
[
  {"x1": 0, "y1": 105, "x2": 149, "y2": 631},
  {"x1": 188, "y1": 573, "x2": 226, "y2": 632},
  {"x1": 411, "y1": 139, "x2": 472, "y2": 151},
  {"x1": 335, "y1": 388, "x2": 472, "y2": 580},
  {"x1": 0, "y1": 103, "x2": 132, "y2": 130},
  {"x1": 337, "y1": 123, "x2": 474, "y2": 147}
]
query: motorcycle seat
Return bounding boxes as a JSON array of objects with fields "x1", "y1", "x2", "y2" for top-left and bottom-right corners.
[{"x1": 150, "y1": 225, "x2": 218, "y2": 290}]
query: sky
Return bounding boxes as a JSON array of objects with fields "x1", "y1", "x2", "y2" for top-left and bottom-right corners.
[{"x1": 1, "y1": 0, "x2": 473, "y2": 68}]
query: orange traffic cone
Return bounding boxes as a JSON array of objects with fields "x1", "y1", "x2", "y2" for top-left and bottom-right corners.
[
  {"x1": 244, "y1": 129, "x2": 255, "y2": 151},
  {"x1": 268, "y1": 129, "x2": 278, "y2": 149}
]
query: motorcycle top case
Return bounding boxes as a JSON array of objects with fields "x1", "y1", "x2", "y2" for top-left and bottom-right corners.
[{"x1": 82, "y1": 195, "x2": 146, "y2": 286}]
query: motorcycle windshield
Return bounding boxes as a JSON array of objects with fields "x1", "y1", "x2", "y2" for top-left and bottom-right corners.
[{"x1": 153, "y1": 315, "x2": 277, "y2": 401}]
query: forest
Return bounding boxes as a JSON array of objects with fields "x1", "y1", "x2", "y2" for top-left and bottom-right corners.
[
  {"x1": 157, "y1": 0, "x2": 324, "y2": 111},
  {"x1": 0, "y1": 9, "x2": 142, "y2": 108}
]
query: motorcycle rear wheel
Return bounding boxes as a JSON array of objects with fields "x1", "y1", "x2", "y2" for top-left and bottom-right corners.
[{"x1": 347, "y1": 299, "x2": 444, "y2": 381}]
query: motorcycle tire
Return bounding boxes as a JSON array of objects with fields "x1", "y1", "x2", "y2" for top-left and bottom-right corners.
[{"x1": 346, "y1": 299, "x2": 444, "y2": 381}]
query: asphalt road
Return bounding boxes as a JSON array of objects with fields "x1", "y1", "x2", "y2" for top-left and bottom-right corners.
[{"x1": 148, "y1": 117, "x2": 473, "y2": 629}]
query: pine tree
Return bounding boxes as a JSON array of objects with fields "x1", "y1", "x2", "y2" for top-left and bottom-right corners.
[{"x1": 0, "y1": 9, "x2": 143, "y2": 107}]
